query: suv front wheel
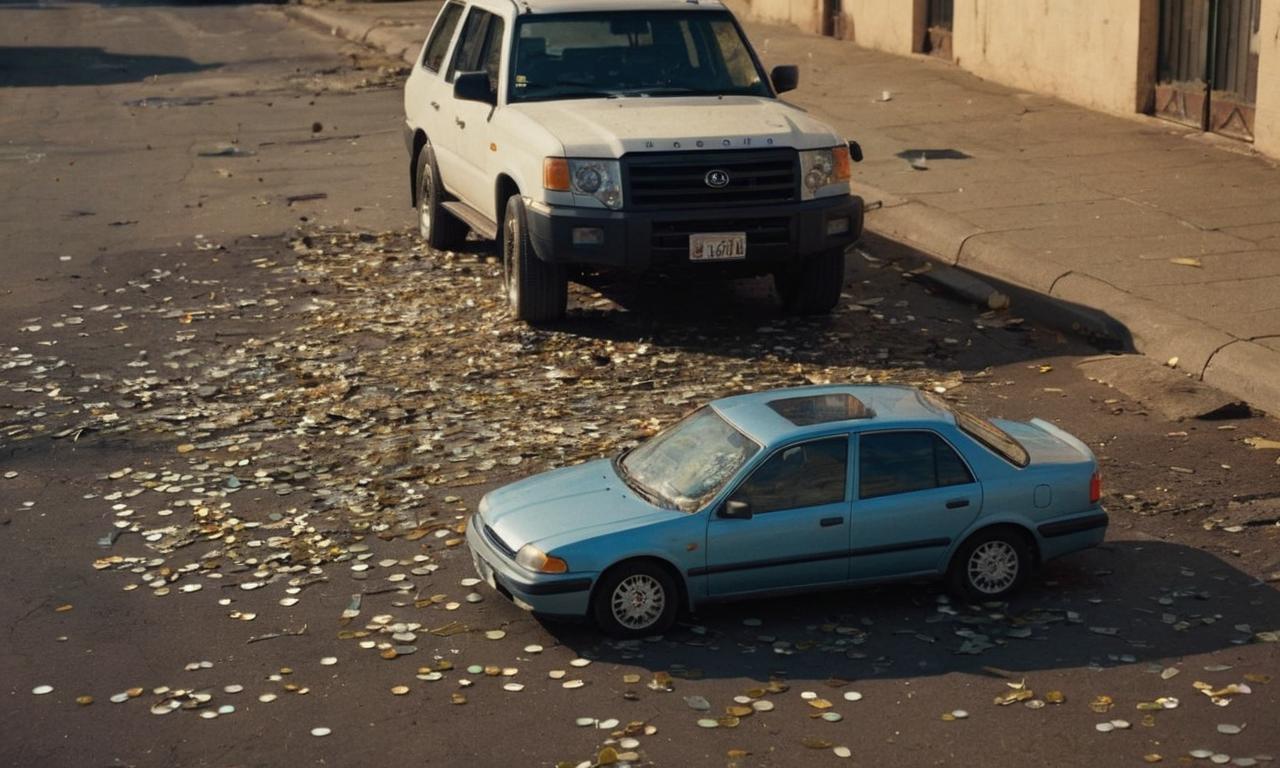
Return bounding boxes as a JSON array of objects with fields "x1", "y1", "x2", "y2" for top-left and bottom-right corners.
[
  {"x1": 502, "y1": 194, "x2": 567, "y2": 323},
  {"x1": 774, "y1": 247, "x2": 845, "y2": 315},
  {"x1": 415, "y1": 143, "x2": 468, "y2": 252}
]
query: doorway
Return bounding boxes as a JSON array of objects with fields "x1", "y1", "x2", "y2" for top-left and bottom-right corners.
[
  {"x1": 1154, "y1": 0, "x2": 1261, "y2": 142},
  {"x1": 820, "y1": 0, "x2": 845, "y2": 38},
  {"x1": 923, "y1": 0, "x2": 953, "y2": 59}
]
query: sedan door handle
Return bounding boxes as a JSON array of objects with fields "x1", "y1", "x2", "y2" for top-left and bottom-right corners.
[
  {"x1": 455, "y1": 117, "x2": 466, "y2": 129},
  {"x1": 820, "y1": 516, "x2": 844, "y2": 527},
  {"x1": 430, "y1": 100, "x2": 440, "y2": 110},
  {"x1": 945, "y1": 499, "x2": 970, "y2": 509}
]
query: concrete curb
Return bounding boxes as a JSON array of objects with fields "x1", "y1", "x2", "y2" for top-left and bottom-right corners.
[
  {"x1": 282, "y1": 3, "x2": 1280, "y2": 417},
  {"x1": 862, "y1": 195, "x2": 1280, "y2": 416},
  {"x1": 283, "y1": 5, "x2": 422, "y2": 65}
]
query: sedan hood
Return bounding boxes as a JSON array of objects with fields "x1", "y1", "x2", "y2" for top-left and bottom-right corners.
[
  {"x1": 479, "y1": 460, "x2": 672, "y2": 551},
  {"x1": 507, "y1": 96, "x2": 841, "y2": 157}
]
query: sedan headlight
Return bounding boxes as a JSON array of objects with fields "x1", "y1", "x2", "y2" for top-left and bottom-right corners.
[
  {"x1": 799, "y1": 146, "x2": 852, "y2": 200},
  {"x1": 543, "y1": 157, "x2": 623, "y2": 210},
  {"x1": 515, "y1": 544, "x2": 569, "y2": 574}
]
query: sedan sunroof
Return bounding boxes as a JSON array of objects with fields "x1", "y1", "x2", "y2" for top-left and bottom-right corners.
[{"x1": 766, "y1": 393, "x2": 874, "y2": 426}]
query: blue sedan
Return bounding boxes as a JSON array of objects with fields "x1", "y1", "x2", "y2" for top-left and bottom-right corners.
[{"x1": 466, "y1": 385, "x2": 1107, "y2": 636}]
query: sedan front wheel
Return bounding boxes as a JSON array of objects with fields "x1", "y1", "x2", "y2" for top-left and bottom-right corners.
[{"x1": 592, "y1": 561, "x2": 678, "y2": 638}]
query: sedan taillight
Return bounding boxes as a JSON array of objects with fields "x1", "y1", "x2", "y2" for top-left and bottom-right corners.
[{"x1": 1089, "y1": 470, "x2": 1101, "y2": 504}]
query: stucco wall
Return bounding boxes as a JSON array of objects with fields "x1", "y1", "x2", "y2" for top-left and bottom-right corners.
[
  {"x1": 951, "y1": 0, "x2": 1153, "y2": 115},
  {"x1": 733, "y1": 0, "x2": 818, "y2": 35},
  {"x1": 838, "y1": 0, "x2": 919, "y2": 54},
  {"x1": 1257, "y1": 0, "x2": 1280, "y2": 157}
]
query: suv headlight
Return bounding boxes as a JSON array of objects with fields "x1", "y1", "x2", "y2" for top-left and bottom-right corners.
[
  {"x1": 543, "y1": 157, "x2": 623, "y2": 210},
  {"x1": 799, "y1": 146, "x2": 852, "y2": 200},
  {"x1": 515, "y1": 544, "x2": 569, "y2": 574}
]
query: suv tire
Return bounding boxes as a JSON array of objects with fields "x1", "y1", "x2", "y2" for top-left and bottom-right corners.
[
  {"x1": 416, "y1": 143, "x2": 468, "y2": 252},
  {"x1": 775, "y1": 247, "x2": 845, "y2": 315},
  {"x1": 502, "y1": 194, "x2": 566, "y2": 323}
]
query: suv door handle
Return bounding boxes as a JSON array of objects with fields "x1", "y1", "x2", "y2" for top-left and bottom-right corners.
[
  {"x1": 945, "y1": 499, "x2": 970, "y2": 509},
  {"x1": 820, "y1": 516, "x2": 844, "y2": 527},
  {"x1": 455, "y1": 117, "x2": 466, "y2": 129},
  {"x1": 430, "y1": 100, "x2": 440, "y2": 110}
]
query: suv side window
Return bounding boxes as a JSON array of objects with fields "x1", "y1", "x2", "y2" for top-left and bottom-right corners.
[
  {"x1": 858, "y1": 431, "x2": 974, "y2": 500},
  {"x1": 447, "y1": 8, "x2": 494, "y2": 83},
  {"x1": 479, "y1": 16, "x2": 505, "y2": 91},
  {"x1": 730, "y1": 437, "x2": 848, "y2": 514},
  {"x1": 422, "y1": 2, "x2": 464, "y2": 73}
]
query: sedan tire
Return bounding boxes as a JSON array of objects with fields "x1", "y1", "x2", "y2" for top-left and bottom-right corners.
[
  {"x1": 946, "y1": 528, "x2": 1031, "y2": 602},
  {"x1": 592, "y1": 561, "x2": 679, "y2": 638}
]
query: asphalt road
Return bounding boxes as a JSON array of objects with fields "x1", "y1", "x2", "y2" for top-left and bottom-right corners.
[{"x1": 1, "y1": 4, "x2": 1278, "y2": 768}]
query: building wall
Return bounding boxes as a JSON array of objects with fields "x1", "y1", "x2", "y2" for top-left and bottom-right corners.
[
  {"x1": 950, "y1": 0, "x2": 1154, "y2": 115},
  {"x1": 1257, "y1": 1, "x2": 1280, "y2": 157},
  {"x1": 838, "y1": 0, "x2": 920, "y2": 55},
  {"x1": 734, "y1": 0, "x2": 819, "y2": 36}
]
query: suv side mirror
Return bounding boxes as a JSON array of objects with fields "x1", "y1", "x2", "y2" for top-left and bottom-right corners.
[
  {"x1": 454, "y1": 71, "x2": 496, "y2": 106},
  {"x1": 719, "y1": 499, "x2": 753, "y2": 520},
  {"x1": 847, "y1": 140, "x2": 864, "y2": 163},
  {"x1": 770, "y1": 65, "x2": 799, "y2": 94}
]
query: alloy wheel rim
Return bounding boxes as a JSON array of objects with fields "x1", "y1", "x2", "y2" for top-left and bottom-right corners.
[
  {"x1": 503, "y1": 215, "x2": 518, "y2": 307},
  {"x1": 418, "y1": 173, "x2": 432, "y2": 237},
  {"x1": 610, "y1": 574, "x2": 664, "y2": 630},
  {"x1": 967, "y1": 540, "x2": 1019, "y2": 594}
]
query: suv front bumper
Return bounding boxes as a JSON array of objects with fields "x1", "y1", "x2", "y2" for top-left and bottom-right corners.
[{"x1": 524, "y1": 194, "x2": 863, "y2": 273}]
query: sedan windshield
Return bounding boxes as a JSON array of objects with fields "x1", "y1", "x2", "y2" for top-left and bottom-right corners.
[
  {"x1": 509, "y1": 11, "x2": 771, "y2": 103},
  {"x1": 617, "y1": 407, "x2": 760, "y2": 512}
]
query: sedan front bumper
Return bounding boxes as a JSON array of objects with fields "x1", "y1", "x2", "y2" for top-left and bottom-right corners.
[{"x1": 464, "y1": 516, "x2": 595, "y2": 619}]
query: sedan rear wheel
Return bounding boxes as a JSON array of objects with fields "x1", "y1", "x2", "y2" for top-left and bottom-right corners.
[
  {"x1": 593, "y1": 561, "x2": 678, "y2": 638},
  {"x1": 946, "y1": 528, "x2": 1030, "y2": 602}
]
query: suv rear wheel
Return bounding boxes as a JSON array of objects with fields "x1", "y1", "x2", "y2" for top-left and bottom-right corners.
[
  {"x1": 775, "y1": 247, "x2": 845, "y2": 315},
  {"x1": 502, "y1": 194, "x2": 566, "y2": 323},
  {"x1": 415, "y1": 143, "x2": 468, "y2": 252}
]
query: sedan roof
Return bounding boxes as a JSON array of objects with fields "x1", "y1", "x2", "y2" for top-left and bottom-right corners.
[{"x1": 711, "y1": 385, "x2": 954, "y2": 446}]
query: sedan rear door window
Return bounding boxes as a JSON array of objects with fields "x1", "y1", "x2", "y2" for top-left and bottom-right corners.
[{"x1": 858, "y1": 431, "x2": 974, "y2": 499}]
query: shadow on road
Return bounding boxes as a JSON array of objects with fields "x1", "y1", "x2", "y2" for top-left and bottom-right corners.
[
  {"x1": 539, "y1": 539, "x2": 1277, "y2": 683},
  {"x1": 0, "y1": 46, "x2": 216, "y2": 87}
]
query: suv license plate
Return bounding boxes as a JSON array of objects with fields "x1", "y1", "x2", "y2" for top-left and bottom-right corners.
[{"x1": 689, "y1": 232, "x2": 746, "y2": 262}]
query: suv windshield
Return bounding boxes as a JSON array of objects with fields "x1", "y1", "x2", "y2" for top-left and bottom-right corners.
[
  {"x1": 509, "y1": 11, "x2": 771, "y2": 103},
  {"x1": 617, "y1": 407, "x2": 760, "y2": 512}
]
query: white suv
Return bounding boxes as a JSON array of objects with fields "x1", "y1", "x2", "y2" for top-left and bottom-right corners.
[{"x1": 403, "y1": 0, "x2": 864, "y2": 322}]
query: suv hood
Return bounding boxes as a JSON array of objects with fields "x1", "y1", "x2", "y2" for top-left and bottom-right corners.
[
  {"x1": 508, "y1": 96, "x2": 841, "y2": 157},
  {"x1": 479, "y1": 459, "x2": 672, "y2": 551}
]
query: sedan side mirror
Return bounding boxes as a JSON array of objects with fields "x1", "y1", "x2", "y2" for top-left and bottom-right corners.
[
  {"x1": 454, "y1": 71, "x2": 496, "y2": 106},
  {"x1": 770, "y1": 65, "x2": 799, "y2": 94},
  {"x1": 719, "y1": 499, "x2": 753, "y2": 520}
]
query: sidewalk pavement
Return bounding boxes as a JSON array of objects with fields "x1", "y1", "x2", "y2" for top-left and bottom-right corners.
[{"x1": 282, "y1": 0, "x2": 1280, "y2": 416}]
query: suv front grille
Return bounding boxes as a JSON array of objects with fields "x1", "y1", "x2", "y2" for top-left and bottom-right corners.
[{"x1": 624, "y1": 149, "x2": 798, "y2": 209}]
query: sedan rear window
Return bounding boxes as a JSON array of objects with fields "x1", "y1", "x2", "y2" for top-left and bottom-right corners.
[
  {"x1": 954, "y1": 409, "x2": 1029, "y2": 467},
  {"x1": 858, "y1": 431, "x2": 974, "y2": 499}
]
